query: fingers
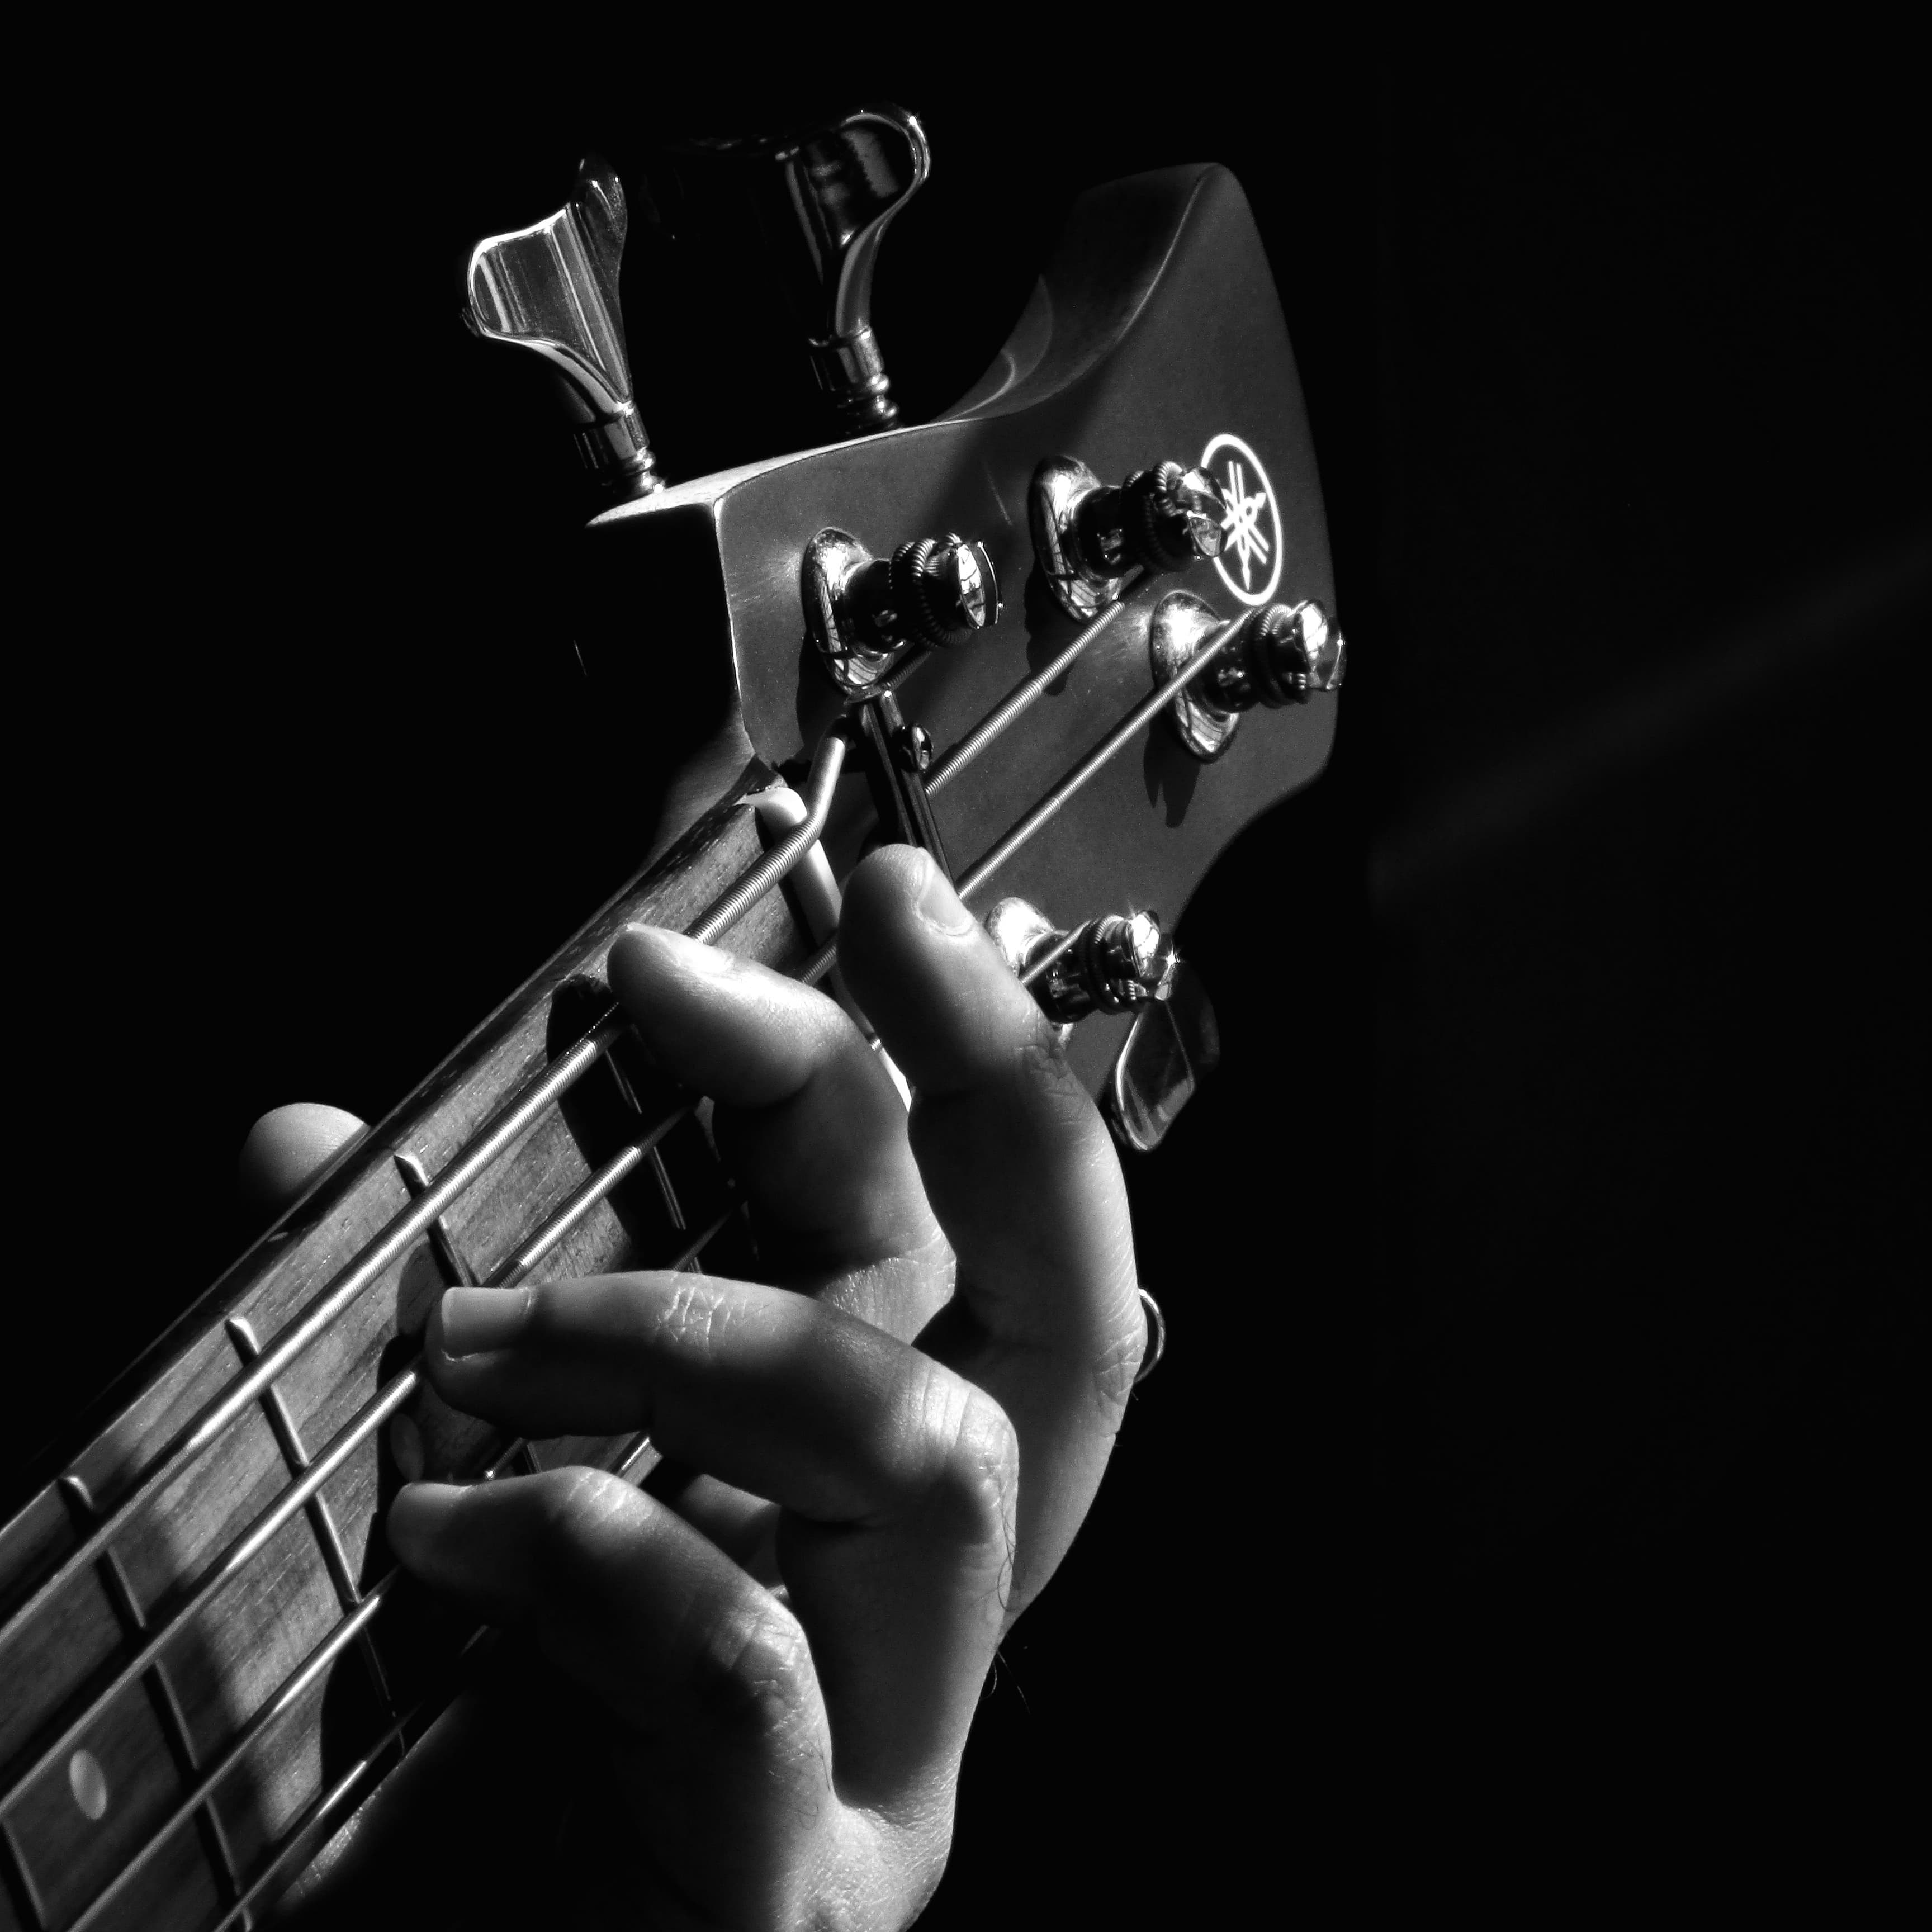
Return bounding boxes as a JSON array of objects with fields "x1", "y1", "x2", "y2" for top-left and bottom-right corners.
[
  {"x1": 414, "y1": 1272, "x2": 1014, "y2": 1802},
  {"x1": 236, "y1": 1102, "x2": 367, "y2": 1215},
  {"x1": 386, "y1": 1470, "x2": 843, "y2": 1916},
  {"x1": 835, "y1": 847, "x2": 1145, "y2": 1608},
  {"x1": 390, "y1": 1468, "x2": 825, "y2": 1745},
  {"x1": 607, "y1": 926, "x2": 946, "y2": 1324},
  {"x1": 837, "y1": 849, "x2": 1138, "y2": 1348},
  {"x1": 425, "y1": 1277, "x2": 1011, "y2": 1542}
]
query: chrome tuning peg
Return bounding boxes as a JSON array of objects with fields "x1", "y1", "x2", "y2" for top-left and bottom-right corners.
[
  {"x1": 1032, "y1": 458, "x2": 1230, "y2": 621},
  {"x1": 984, "y1": 899, "x2": 1180, "y2": 1025},
  {"x1": 465, "y1": 157, "x2": 661, "y2": 499},
  {"x1": 803, "y1": 527, "x2": 1001, "y2": 696},
  {"x1": 760, "y1": 104, "x2": 929, "y2": 435},
  {"x1": 1150, "y1": 592, "x2": 1346, "y2": 760}
]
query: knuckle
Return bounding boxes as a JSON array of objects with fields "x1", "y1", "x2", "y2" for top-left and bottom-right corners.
[
  {"x1": 1014, "y1": 1036, "x2": 1099, "y2": 1132},
  {"x1": 532, "y1": 1465, "x2": 632, "y2": 1565},
  {"x1": 685, "y1": 1594, "x2": 819, "y2": 1752},
  {"x1": 914, "y1": 1371, "x2": 1020, "y2": 1551},
  {"x1": 647, "y1": 1272, "x2": 739, "y2": 1351}
]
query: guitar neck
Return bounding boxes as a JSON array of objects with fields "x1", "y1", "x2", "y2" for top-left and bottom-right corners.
[{"x1": 0, "y1": 767, "x2": 807, "y2": 1932}]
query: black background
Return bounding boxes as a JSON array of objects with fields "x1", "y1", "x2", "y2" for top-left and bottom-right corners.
[{"x1": 11, "y1": 34, "x2": 1926, "y2": 1923}]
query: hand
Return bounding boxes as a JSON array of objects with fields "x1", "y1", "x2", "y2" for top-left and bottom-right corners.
[{"x1": 261, "y1": 846, "x2": 1145, "y2": 1930}]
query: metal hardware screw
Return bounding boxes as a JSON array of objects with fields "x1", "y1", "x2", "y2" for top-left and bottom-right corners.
[
  {"x1": 893, "y1": 722, "x2": 934, "y2": 774},
  {"x1": 1085, "y1": 911, "x2": 1180, "y2": 1010}
]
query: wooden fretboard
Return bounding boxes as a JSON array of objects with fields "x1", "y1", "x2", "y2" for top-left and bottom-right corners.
[{"x1": 0, "y1": 773, "x2": 808, "y2": 1932}]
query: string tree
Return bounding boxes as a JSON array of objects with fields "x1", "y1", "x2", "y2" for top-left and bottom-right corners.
[
  {"x1": 802, "y1": 525, "x2": 1002, "y2": 698},
  {"x1": 1031, "y1": 456, "x2": 1230, "y2": 621},
  {"x1": 1150, "y1": 590, "x2": 1345, "y2": 760},
  {"x1": 465, "y1": 156, "x2": 662, "y2": 499}
]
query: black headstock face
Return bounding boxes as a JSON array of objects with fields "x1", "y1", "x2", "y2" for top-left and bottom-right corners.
[{"x1": 579, "y1": 163, "x2": 1337, "y2": 1090}]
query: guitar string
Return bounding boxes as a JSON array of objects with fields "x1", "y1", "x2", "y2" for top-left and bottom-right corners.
[
  {"x1": 56, "y1": 1208, "x2": 723, "y2": 1932},
  {"x1": 798, "y1": 614, "x2": 1240, "y2": 987},
  {"x1": 1, "y1": 588, "x2": 1214, "y2": 1905},
  {"x1": 1, "y1": 1115, "x2": 717, "y2": 1824},
  {"x1": 0, "y1": 722, "x2": 852, "y2": 1667},
  {"x1": 0, "y1": 578, "x2": 1134, "y2": 1668},
  {"x1": 3, "y1": 591, "x2": 1201, "y2": 1842}
]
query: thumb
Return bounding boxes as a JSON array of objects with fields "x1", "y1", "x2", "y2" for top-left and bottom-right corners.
[{"x1": 237, "y1": 1102, "x2": 367, "y2": 1216}]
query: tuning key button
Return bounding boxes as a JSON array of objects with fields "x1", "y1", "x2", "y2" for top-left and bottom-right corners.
[
  {"x1": 1215, "y1": 597, "x2": 1346, "y2": 708},
  {"x1": 1032, "y1": 457, "x2": 1230, "y2": 621},
  {"x1": 763, "y1": 104, "x2": 929, "y2": 435},
  {"x1": 878, "y1": 534, "x2": 1002, "y2": 649},
  {"x1": 804, "y1": 528, "x2": 1001, "y2": 695},
  {"x1": 1150, "y1": 591, "x2": 1345, "y2": 760},
  {"x1": 985, "y1": 898, "x2": 1178, "y2": 1025},
  {"x1": 465, "y1": 157, "x2": 661, "y2": 498},
  {"x1": 1119, "y1": 462, "x2": 1229, "y2": 571},
  {"x1": 1106, "y1": 960, "x2": 1221, "y2": 1153}
]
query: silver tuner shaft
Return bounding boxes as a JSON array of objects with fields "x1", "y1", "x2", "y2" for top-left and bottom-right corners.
[
  {"x1": 763, "y1": 104, "x2": 929, "y2": 435},
  {"x1": 1032, "y1": 458, "x2": 1230, "y2": 621},
  {"x1": 465, "y1": 157, "x2": 661, "y2": 499},
  {"x1": 985, "y1": 899, "x2": 1179, "y2": 1025},
  {"x1": 803, "y1": 527, "x2": 1001, "y2": 696},
  {"x1": 1149, "y1": 593, "x2": 1346, "y2": 760}
]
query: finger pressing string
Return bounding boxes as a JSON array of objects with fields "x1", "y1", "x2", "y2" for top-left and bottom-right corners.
[
  {"x1": 408, "y1": 1271, "x2": 1014, "y2": 1807},
  {"x1": 834, "y1": 846, "x2": 1145, "y2": 1614},
  {"x1": 607, "y1": 925, "x2": 945, "y2": 1325},
  {"x1": 837, "y1": 848, "x2": 1141, "y2": 1361},
  {"x1": 386, "y1": 1468, "x2": 842, "y2": 1920}
]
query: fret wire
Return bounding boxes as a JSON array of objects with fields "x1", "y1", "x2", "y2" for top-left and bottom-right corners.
[
  {"x1": 10, "y1": 582, "x2": 1157, "y2": 1671},
  {"x1": 2, "y1": 1014, "x2": 626, "y2": 1658},
  {"x1": 195, "y1": 1355, "x2": 709, "y2": 1932},
  {"x1": 225, "y1": 1319, "x2": 396, "y2": 1725},
  {"x1": 925, "y1": 578, "x2": 1140, "y2": 798},
  {"x1": 201, "y1": 1624, "x2": 496, "y2": 1932},
  {"x1": 4, "y1": 1374, "x2": 419, "y2": 1816},
  {"x1": 647, "y1": 1147, "x2": 687, "y2": 1229},
  {"x1": 65, "y1": 1579, "x2": 396, "y2": 1932},
  {"x1": 55, "y1": 1478, "x2": 250, "y2": 1921},
  {"x1": 6, "y1": 1145, "x2": 738, "y2": 1820},
  {"x1": 7, "y1": 572, "x2": 1158, "y2": 1847},
  {"x1": 6, "y1": 713, "x2": 844, "y2": 1677},
  {"x1": 59, "y1": 1196, "x2": 738, "y2": 1923},
  {"x1": 1, "y1": 1811, "x2": 46, "y2": 1928},
  {"x1": 486, "y1": 1105, "x2": 693, "y2": 1292}
]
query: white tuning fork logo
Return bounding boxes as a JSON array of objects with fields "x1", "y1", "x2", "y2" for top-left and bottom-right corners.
[
  {"x1": 1201, "y1": 432, "x2": 1284, "y2": 607},
  {"x1": 1220, "y1": 458, "x2": 1271, "y2": 589}
]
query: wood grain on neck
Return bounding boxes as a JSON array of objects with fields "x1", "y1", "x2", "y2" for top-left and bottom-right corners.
[{"x1": 0, "y1": 771, "x2": 805, "y2": 1931}]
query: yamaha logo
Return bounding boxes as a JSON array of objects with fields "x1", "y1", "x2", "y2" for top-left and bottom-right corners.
[{"x1": 1201, "y1": 432, "x2": 1282, "y2": 607}]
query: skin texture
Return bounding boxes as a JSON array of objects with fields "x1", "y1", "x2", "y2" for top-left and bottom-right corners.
[{"x1": 253, "y1": 848, "x2": 1144, "y2": 1930}]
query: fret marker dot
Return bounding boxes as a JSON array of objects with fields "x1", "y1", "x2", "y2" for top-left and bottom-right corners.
[{"x1": 68, "y1": 1748, "x2": 108, "y2": 1821}]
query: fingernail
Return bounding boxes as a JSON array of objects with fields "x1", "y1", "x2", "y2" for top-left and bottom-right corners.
[
  {"x1": 614, "y1": 924, "x2": 735, "y2": 979},
  {"x1": 913, "y1": 851, "x2": 978, "y2": 936},
  {"x1": 437, "y1": 1286, "x2": 531, "y2": 1358}
]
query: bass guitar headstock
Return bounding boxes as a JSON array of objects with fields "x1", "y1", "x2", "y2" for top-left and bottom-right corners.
[{"x1": 465, "y1": 116, "x2": 1342, "y2": 1148}]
